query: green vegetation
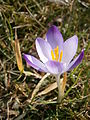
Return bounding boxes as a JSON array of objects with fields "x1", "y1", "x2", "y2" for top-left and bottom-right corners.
[{"x1": 0, "y1": 0, "x2": 89, "y2": 119}]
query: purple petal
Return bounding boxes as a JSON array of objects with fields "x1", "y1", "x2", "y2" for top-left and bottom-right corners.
[
  {"x1": 45, "y1": 60, "x2": 65, "y2": 74},
  {"x1": 67, "y1": 50, "x2": 84, "y2": 71},
  {"x1": 46, "y1": 25, "x2": 63, "y2": 51},
  {"x1": 23, "y1": 54, "x2": 48, "y2": 72},
  {"x1": 36, "y1": 37, "x2": 52, "y2": 63},
  {"x1": 63, "y1": 35, "x2": 78, "y2": 65}
]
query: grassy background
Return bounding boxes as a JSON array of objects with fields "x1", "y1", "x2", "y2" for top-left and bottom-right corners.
[{"x1": 0, "y1": 0, "x2": 90, "y2": 119}]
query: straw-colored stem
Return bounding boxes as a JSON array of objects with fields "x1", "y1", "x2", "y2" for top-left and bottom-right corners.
[{"x1": 56, "y1": 72, "x2": 67, "y2": 103}]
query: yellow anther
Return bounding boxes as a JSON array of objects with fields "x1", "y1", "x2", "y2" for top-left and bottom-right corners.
[
  {"x1": 51, "y1": 50, "x2": 55, "y2": 60},
  {"x1": 59, "y1": 50, "x2": 63, "y2": 62},
  {"x1": 51, "y1": 46, "x2": 63, "y2": 62},
  {"x1": 54, "y1": 46, "x2": 59, "y2": 61}
]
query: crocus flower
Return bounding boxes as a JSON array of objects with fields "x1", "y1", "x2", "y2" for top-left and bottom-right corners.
[{"x1": 23, "y1": 25, "x2": 84, "y2": 102}]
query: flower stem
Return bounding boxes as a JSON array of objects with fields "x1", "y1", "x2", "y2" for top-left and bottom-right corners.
[{"x1": 56, "y1": 72, "x2": 67, "y2": 103}]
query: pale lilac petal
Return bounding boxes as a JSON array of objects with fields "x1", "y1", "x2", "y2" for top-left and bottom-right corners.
[
  {"x1": 45, "y1": 60, "x2": 65, "y2": 74},
  {"x1": 67, "y1": 50, "x2": 84, "y2": 71},
  {"x1": 36, "y1": 37, "x2": 52, "y2": 63},
  {"x1": 23, "y1": 54, "x2": 48, "y2": 72},
  {"x1": 63, "y1": 35, "x2": 78, "y2": 65},
  {"x1": 46, "y1": 25, "x2": 63, "y2": 51}
]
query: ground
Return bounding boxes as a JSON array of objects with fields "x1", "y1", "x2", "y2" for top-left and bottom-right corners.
[{"x1": 0, "y1": 0, "x2": 90, "y2": 120}]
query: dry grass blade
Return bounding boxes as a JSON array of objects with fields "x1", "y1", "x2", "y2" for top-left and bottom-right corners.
[
  {"x1": 14, "y1": 30, "x2": 24, "y2": 72},
  {"x1": 27, "y1": 73, "x2": 50, "y2": 103},
  {"x1": 23, "y1": 71, "x2": 42, "y2": 78},
  {"x1": 37, "y1": 81, "x2": 58, "y2": 96},
  {"x1": 15, "y1": 84, "x2": 28, "y2": 97},
  {"x1": 14, "y1": 28, "x2": 24, "y2": 72}
]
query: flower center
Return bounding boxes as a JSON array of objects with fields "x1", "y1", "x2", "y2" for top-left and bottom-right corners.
[{"x1": 51, "y1": 46, "x2": 63, "y2": 62}]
